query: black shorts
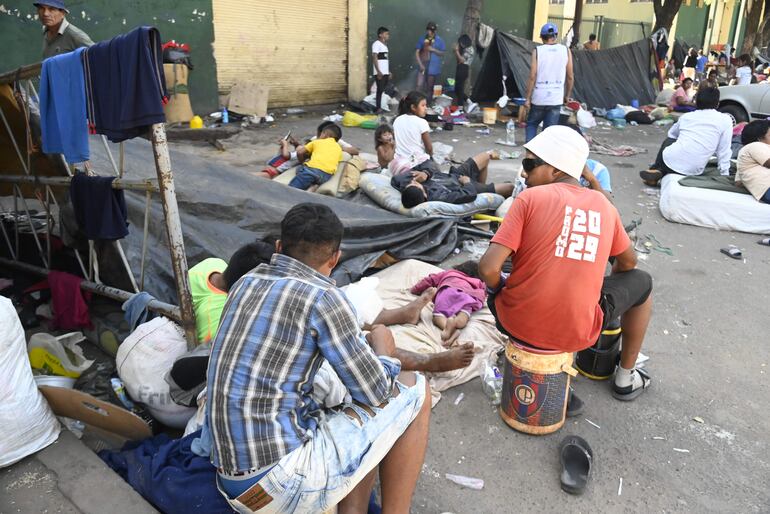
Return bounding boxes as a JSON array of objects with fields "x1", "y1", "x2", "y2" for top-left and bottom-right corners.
[
  {"x1": 599, "y1": 269, "x2": 653, "y2": 328},
  {"x1": 488, "y1": 269, "x2": 653, "y2": 342},
  {"x1": 450, "y1": 158, "x2": 495, "y2": 194}
]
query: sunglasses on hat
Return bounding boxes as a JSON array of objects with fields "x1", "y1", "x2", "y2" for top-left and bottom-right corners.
[{"x1": 522, "y1": 157, "x2": 547, "y2": 172}]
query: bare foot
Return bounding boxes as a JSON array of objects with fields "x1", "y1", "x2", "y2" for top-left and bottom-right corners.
[
  {"x1": 422, "y1": 342, "x2": 475, "y2": 372},
  {"x1": 403, "y1": 287, "x2": 436, "y2": 325},
  {"x1": 441, "y1": 316, "x2": 458, "y2": 342}
]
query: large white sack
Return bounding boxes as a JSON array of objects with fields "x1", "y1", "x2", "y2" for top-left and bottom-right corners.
[
  {"x1": 0, "y1": 297, "x2": 60, "y2": 467},
  {"x1": 116, "y1": 317, "x2": 196, "y2": 428}
]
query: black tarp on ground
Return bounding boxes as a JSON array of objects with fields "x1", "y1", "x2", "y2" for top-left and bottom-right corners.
[
  {"x1": 88, "y1": 139, "x2": 457, "y2": 303},
  {"x1": 472, "y1": 31, "x2": 658, "y2": 109}
]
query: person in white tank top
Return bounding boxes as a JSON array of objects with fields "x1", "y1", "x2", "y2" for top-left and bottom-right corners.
[{"x1": 524, "y1": 23, "x2": 574, "y2": 142}]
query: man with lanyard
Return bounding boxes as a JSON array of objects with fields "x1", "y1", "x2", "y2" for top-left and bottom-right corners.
[
  {"x1": 415, "y1": 21, "x2": 445, "y2": 103},
  {"x1": 479, "y1": 126, "x2": 654, "y2": 404},
  {"x1": 207, "y1": 203, "x2": 430, "y2": 513},
  {"x1": 35, "y1": 0, "x2": 93, "y2": 59},
  {"x1": 523, "y1": 23, "x2": 574, "y2": 143}
]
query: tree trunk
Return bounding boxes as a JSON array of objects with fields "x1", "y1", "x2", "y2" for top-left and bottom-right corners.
[
  {"x1": 573, "y1": 0, "x2": 584, "y2": 48},
  {"x1": 742, "y1": 0, "x2": 766, "y2": 54},
  {"x1": 462, "y1": 0, "x2": 484, "y2": 43},
  {"x1": 652, "y1": 0, "x2": 684, "y2": 33}
]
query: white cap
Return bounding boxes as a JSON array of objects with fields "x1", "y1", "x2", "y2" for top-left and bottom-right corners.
[{"x1": 523, "y1": 125, "x2": 589, "y2": 180}]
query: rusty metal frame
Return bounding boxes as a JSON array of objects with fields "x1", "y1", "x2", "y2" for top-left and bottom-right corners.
[{"x1": 0, "y1": 63, "x2": 197, "y2": 347}]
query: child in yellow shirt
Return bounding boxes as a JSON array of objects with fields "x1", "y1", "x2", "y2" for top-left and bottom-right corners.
[{"x1": 289, "y1": 123, "x2": 343, "y2": 190}]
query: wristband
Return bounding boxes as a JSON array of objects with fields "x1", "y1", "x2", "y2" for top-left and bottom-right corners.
[{"x1": 486, "y1": 272, "x2": 509, "y2": 295}]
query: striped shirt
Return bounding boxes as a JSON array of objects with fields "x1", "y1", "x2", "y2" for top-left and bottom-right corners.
[{"x1": 207, "y1": 254, "x2": 400, "y2": 473}]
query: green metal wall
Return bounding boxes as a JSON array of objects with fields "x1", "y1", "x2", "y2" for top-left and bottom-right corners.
[
  {"x1": 367, "y1": 0, "x2": 535, "y2": 92},
  {"x1": 0, "y1": 1, "x2": 218, "y2": 114},
  {"x1": 674, "y1": 2, "x2": 709, "y2": 48}
]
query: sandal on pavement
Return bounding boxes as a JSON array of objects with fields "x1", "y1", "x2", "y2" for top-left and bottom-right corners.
[
  {"x1": 566, "y1": 386, "x2": 584, "y2": 418},
  {"x1": 639, "y1": 169, "x2": 662, "y2": 186},
  {"x1": 612, "y1": 368, "x2": 651, "y2": 401},
  {"x1": 558, "y1": 435, "x2": 594, "y2": 495},
  {"x1": 720, "y1": 245, "x2": 743, "y2": 260}
]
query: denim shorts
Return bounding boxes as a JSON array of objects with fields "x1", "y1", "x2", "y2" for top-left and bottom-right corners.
[{"x1": 217, "y1": 374, "x2": 426, "y2": 513}]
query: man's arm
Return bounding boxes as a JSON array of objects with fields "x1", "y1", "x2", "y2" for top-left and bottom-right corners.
[
  {"x1": 525, "y1": 49, "x2": 538, "y2": 108},
  {"x1": 612, "y1": 243, "x2": 637, "y2": 274},
  {"x1": 479, "y1": 243, "x2": 513, "y2": 291},
  {"x1": 564, "y1": 49, "x2": 574, "y2": 102},
  {"x1": 373, "y1": 51, "x2": 382, "y2": 77},
  {"x1": 415, "y1": 48, "x2": 424, "y2": 70},
  {"x1": 313, "y1": 290, "x2": 399, "y2": 406},
  {"x1": 716, "y1": 121, "x2": 733, "y2": 175}
]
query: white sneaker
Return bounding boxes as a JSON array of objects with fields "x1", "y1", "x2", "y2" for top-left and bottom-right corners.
[{"x1": 466, "y1": 100, "x2": 479, "y2": 113}]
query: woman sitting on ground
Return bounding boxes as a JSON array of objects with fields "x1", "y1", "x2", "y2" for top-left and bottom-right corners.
[
  {"x1": 736, "y1": 119, "x2": 770, "y2": 204},
  {"x1": 668, "y1": 78, "x2": 696, "y2": 113}
]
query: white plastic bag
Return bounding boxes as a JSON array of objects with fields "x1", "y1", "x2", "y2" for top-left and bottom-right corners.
[
  {"x1": 116, "y1": 317, "x2": 196, "y2": 428},
  {"x1": 0, "y1": 297, "x2": 60, "y2": 467},
  {"x1": 576, "y1": 108, "x2": 597, "y2": 129},
  {"x1": 431, "y1": 142, "x2": 454, "y2": 165},
  {"x1": 341, "y1": 277, "x2": 383, "y2": 328}
]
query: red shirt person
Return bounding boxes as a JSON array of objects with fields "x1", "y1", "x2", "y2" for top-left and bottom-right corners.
[{"x1": 479, "y1": 126, "x2": 653, "y2": 401}]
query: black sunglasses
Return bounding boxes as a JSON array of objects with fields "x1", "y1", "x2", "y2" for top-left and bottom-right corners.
[{"x1": 522, "y1": 157, "x2": 546, "y2": 172}]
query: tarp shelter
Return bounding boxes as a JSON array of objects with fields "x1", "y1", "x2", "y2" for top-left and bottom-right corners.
[
  {"x1": 472, "y1": 31, "x2": 659, "y2": 109},
  {"x1": 88, "y1": 140, "x2": 459, "y2": 303}
]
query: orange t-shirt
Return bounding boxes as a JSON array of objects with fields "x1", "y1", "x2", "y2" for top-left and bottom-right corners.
[{"x1": 491, "y1": 183, "x2": 631, "y2": 352}]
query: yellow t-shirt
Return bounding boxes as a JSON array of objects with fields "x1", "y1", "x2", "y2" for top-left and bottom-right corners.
[
  {"x1": 189, "y1": 258, "x2": 228, "y2": 344},
  {"x1": 304, "y1": 138, "x2": 343, "y2": 175},
  {"x1": 736, "y1": 142, "x2": 770, "y2": 200}
]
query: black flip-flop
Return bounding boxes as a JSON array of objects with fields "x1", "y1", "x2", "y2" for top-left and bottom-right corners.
[
  {"x1": 758, "y1": 238, "x2": 770, "y2": 247},
  {"x1": 720, "y1": 246, "x2": 743, "y2": 260},
  {"x1": 566, "y1": 387, "x2": 584, "y2": 418},
  {"x1": 558, "y1": 435, "x2": 594, "y2": 495}
]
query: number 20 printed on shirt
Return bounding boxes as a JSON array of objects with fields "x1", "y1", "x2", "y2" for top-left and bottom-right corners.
[{"x1": 554, "y1": 206, "x2": 601, "y2": 262}]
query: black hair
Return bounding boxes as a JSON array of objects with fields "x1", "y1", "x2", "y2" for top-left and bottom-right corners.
[
  {"x1": 223, "y1": 241, "x2": 274, "y2": 290},
  {"x1": 696, "y1": 86, "x2": 720, "y2": 110},
  {"x1": 401, "y1": 185, "x2": 427, "y2": 208},
  {"x1": 589, "y1": 33, "x2": 597, "y2": 41},
  {"x1": 280, "y1": 203, "x2": 343, "y2": 267},
  {"x1": 739, "y1": 53, "x2": 751, "y2": 65},
  {"x1": 682, "y1": 77, "x2": 693, "y2": 85},
  {"x1": 317, "y1": 120, "x2": 333, "y2": 137},
  {"x1": 453, "y1": 260, "x2": 480, "y2": 279},
  {"x1": 374, "y1": 123, "x2": 393, "y2": 147},
  {"x1": 426, "y1": 21, "x2": 437, "y2": 31},
  {"x1": 741, "y1": 119, "x2": 770, "y2": 145},
  {"x1": 708, "y1": 68, "x2": 717, "y2": 77},
  {"x1": 730, "y1": 48, "x2": 736, "y2": 55},
  {"x1": 378, "y1": 26, "x2": 389, "y2": 36},
  {"x1": 458, "y1": 34, "x2": 472, "y2": 49},
  {"x1": 398, "y1": 90, "x2": 427, "y2": 116},
  {"x1": 321, "y1": 123, "x2": 342, "y2": 141}
]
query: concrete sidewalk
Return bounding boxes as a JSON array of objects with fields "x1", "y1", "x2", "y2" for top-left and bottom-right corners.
[{"x1": 1, "y1": 430, "x2": 157, "y2": 514}]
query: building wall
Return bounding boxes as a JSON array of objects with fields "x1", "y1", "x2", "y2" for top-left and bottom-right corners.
[
  {"x1": 0, "y1": 0, "x2": 219, "y2": 114},
  {"x1": 673, "y1": 1, "x2": 710, "y2": 47},
  {"x1": 367, "y1": 0, "x2": 535, "y2": 93}
]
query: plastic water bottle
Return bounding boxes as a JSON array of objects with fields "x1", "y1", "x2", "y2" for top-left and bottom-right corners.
[
  {"x1": 222, "y1": 107, "x2": 229, "y2": 124},
  {"x1": 506, "y1": 119, "x2": 516, "y2": 145}
]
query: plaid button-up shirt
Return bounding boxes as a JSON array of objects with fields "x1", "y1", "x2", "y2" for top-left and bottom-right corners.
[{"x1": 207, "y1": 254, "x2": 400, "y2": 473}]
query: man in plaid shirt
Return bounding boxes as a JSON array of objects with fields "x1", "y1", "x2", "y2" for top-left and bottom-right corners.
[{"x1": 207, "y1": 203, "x2": 430, "y2": 513}]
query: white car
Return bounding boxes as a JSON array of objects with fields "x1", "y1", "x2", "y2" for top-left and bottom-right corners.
[{"x1": 718, "y1": 83, "x2": 770, "y2": 123}]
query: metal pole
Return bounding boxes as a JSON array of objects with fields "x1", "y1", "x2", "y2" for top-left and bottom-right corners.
[
  {"x1": 149, "y1": 123, "x2": 197, "y2": 348},
  {"x1": 0, "y1": 174, "x2": 159, "y2": 192},
  {"x1": 0, "y1": 256, "x2": 182, "y2": 321}
]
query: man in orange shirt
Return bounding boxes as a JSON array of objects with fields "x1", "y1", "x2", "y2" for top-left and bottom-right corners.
[{"x1": 479, "y1": 126, "x2": 653, "y2": 401}]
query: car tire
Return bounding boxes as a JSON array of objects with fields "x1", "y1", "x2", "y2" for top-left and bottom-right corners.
[{"x1": 719, "y1": 104, "x2": 748, "y2": 125}]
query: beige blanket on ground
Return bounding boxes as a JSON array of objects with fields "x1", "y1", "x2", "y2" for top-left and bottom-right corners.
[{"x1": 369, "y1": 260, "x2": 507, "y2": 405}]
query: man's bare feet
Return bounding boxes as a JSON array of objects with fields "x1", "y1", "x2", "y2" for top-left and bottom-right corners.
[
  {"x1": 422, "y1": 342, "x2": 476, "y2": 372},
  {"x1": 403, "y1": 287, "x2": 435, "y2": 325}
]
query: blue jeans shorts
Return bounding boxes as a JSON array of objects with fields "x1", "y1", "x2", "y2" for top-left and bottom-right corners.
[
  {"x1": 526, "y1": 104, "x2": 562, "y2": 142},
  {"x1": 217, "y1": 374, "x2": 427, "y2": 513},
  {"x1": 288, "y1": 164, "x2": 333, "y2": 190}
]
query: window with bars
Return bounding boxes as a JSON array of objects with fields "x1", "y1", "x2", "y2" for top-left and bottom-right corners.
[
  {"x1": 549, "y1": 0, "x2": 565, "y2": 4},
  {"x1": 585, "y1": 0, "x2": 608, "y2": 4}
]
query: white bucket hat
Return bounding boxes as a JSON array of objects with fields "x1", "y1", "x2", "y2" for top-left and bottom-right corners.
[{"x1": 523, "y1": 125, "x2": 589, "y2": 180}]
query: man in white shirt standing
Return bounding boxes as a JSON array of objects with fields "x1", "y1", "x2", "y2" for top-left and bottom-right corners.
[
  {"x1": 639, "y1": 87, "x2": 733, "y2": 186},
  {"x1": 733, "y1": 54, "x2": 753, "y2": 86},
  {"x1": 523, "y1": 23, "x2": 574, "y2": 142},
  {"x1": 372, "y1": 27, "x2": 391, "y2": 114}
]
